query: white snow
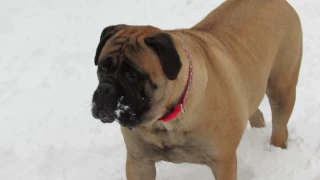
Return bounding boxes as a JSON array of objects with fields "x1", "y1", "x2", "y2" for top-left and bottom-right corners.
[
  {"x1": 1, "y1": 0, "x2": 320, "y2": 179},
  {"x1": 115, "y1": 97, "x2": 130, "y2": 118}
]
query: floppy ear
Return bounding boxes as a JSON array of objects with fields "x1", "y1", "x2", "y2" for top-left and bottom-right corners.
[
  {"x1": 94, "y1": 24, "x2": 127, "y2": 65},
  {"x1": 144, "y1": 33, "x2": 182, "y2": 80}
]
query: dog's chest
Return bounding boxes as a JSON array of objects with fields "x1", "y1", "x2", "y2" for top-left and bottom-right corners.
[{"x1": 139, "y1": 129, "x2": 213, "y2": 164}]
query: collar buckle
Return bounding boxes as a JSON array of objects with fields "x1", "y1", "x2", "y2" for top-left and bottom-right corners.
[{"x1": 181, "y1": 103, "x2": 186, "y2": 113}]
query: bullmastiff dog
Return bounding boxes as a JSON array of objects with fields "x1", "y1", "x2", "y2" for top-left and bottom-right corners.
[{"x1": 91, "y1": 0, "x2": 303, "y2": 179}]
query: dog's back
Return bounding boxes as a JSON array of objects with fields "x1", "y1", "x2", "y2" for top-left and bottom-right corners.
[
  {"x1": 192, "y1": 0, "x2": 301, "y2": 34},
  {"x1": 192, "y1": 0, "x2": 302, "y2": 113}
]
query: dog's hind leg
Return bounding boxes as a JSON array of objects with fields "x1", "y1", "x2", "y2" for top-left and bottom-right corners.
[
  {"x1": 265, "y1": 1, "x2": 303, "y2": 149},
  {"x1": 249, "y1": 109, "x2": 265, "y2": 128},
  {"x1": 266, "y1": 43, "x2": 302, "y2": 149},
  {"x1": 266, "y1": 84, "x2": 295, "y2": 149}
]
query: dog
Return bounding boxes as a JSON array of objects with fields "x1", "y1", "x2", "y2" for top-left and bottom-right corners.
[{"x1": 91, "y1": 0, "x2": 302, "y2": 179}]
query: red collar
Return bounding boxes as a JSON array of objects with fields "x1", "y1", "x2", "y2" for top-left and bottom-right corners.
[{"x1": 158, "y1": 44, "x2": 193, "y2": 122}]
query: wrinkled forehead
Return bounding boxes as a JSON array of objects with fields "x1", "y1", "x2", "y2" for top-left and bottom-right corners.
[{"x1": 98, "y1": 27, "x2": 161, "y2": 73}]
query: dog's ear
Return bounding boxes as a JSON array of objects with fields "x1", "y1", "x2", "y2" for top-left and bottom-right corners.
[
  {"x1": 94, "y1": 24, "x2": 127, "y2": 65},
  {"x1": 144, "y1": 33, "x2": 182, "y2": 80}
]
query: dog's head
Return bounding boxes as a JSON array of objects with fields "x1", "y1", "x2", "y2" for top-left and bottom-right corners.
[{"x1": 91, "y1": 25, "x2": 184, "y2": 129}]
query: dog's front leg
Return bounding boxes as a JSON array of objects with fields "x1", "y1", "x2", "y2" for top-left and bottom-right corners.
[
  {"x1": 209, "y1": 154, "x2": 237, "y2": 180},
  {"x1": 126, "y1": 153, "x2": 156, "y2": 180}
]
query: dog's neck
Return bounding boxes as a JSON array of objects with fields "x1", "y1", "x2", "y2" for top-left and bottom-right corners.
[
  {"x1": 158, "y1": 43, "x2": 193, "y2": 123},
  {"x1": 141, "y1": 30, "x2": 211, "y2": 132}
]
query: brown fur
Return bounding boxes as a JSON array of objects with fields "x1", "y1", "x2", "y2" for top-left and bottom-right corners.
[{"x1": 97, "y1": 0, "x2": 302, "y2": 179}]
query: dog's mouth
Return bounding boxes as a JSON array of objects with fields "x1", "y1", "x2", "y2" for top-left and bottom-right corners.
[
  {"x1": 91, "y1": 83, "x2": 150, "y2": 129},
  {"x1": 112, "y1": 96, "x2": 140, "y2": 128},
  {"x1": 92, "y1": 97, "x2": 139, "y2": 129}
]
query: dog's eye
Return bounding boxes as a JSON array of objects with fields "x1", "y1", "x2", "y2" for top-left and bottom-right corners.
[
  {"x1": 98, "y1": 60, "x2": 113, "y2": 73},
  {"x1": 98, "y1": 66, "x2": 108, "y2": 73},
  {"x1": 124, "y1": 71, "x2": 139, "y2": 83}
]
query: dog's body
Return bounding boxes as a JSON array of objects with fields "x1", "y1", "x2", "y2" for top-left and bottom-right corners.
[{"x1": 92, "y1": 0, "x2": 302, "y2": 179}]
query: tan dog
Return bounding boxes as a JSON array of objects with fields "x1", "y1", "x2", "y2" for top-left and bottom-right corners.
[{"x1": 91, "y1": 0, "x2": 302, "y2": 179}]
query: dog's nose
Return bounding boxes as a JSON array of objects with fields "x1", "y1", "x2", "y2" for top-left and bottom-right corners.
[{"x1": 98, "y1": 83, "x2": 116, "y2": 94}]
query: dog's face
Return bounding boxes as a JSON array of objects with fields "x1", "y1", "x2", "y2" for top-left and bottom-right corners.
[{"x1": 91, "y1": 25, "x2": 182, "y2": 129}]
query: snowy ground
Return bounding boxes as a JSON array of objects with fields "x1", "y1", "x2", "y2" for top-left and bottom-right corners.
[{"x1": 1, "y1": 0, "x2": 320, "y2": 179}]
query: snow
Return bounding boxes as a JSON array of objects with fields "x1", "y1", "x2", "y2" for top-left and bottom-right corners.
[
  {"x1": 115, "y1": 96, "x2": 130, "y2": 119},
  {"x1": 1, "y1": 0, "x2": 320, "y2": 179}
]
